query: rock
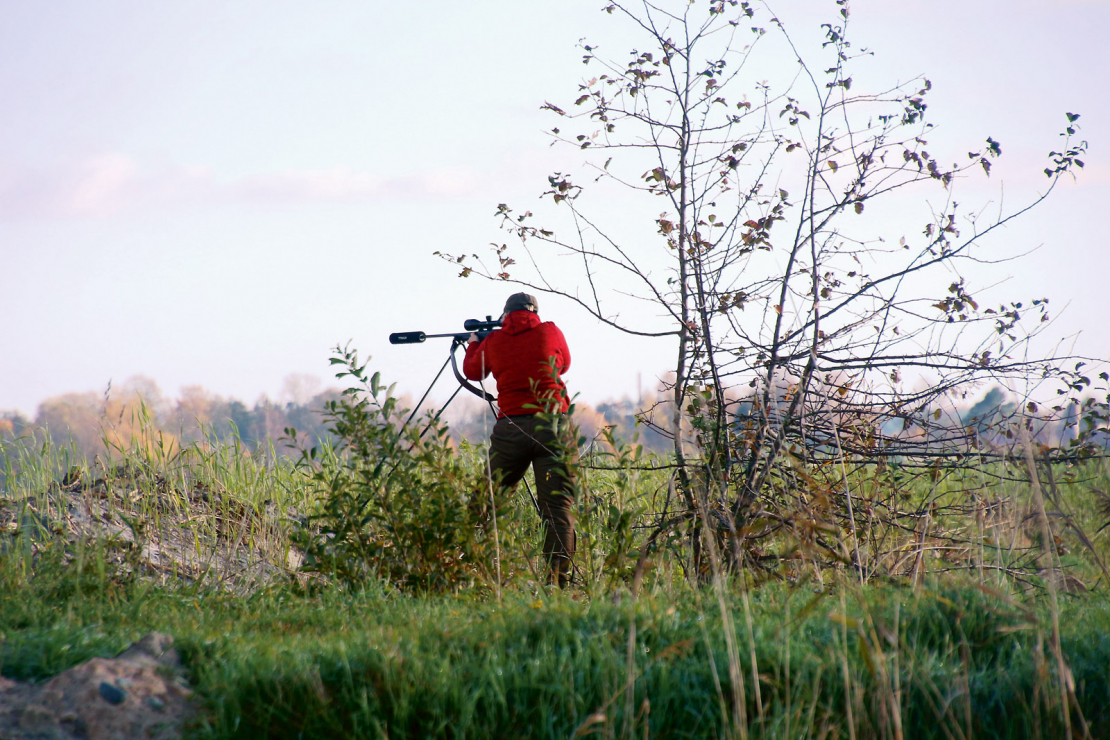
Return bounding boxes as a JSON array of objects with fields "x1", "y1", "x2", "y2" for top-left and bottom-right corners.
[
  {"x1": 97, "y1": 681, "x2": 126, "y2": 705},
  {"x1": 0, "y1": 632, "x2": 196, "y2": 740}
]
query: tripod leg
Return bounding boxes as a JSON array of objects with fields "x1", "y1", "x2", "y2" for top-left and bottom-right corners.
[{"x1": 418, "y1": 384, "x2": 464, "y2": 440}]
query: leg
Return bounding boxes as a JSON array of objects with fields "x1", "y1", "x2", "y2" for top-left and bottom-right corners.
[
  {"x1": 484, "y1": 416, "x2": 532, "y2": 509},
  {"x1": 529, "y1": 417, "x2": 578, "y2": 587}
]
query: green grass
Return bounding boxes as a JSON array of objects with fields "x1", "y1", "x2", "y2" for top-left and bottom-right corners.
[
  {"x1": 1, "y1": 548, "x2": 1108, "y2": 739},
  {"x1": 4, "y1": 418, "x2": 1110, "y2": 738}
]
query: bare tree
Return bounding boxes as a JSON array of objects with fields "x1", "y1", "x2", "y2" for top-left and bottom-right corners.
[{"x1": 442, "y1": 0, "x2": 1093, "y2": 575}]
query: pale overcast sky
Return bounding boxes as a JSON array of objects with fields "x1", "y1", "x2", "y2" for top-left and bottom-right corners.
[{"x1": 2, "y1": 0, "x2": 1107, "y2": 416}]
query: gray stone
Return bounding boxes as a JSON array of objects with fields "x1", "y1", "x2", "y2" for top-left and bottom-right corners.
[{"x1": 98, "y1": 681, "x2": 126, "y2": 705}]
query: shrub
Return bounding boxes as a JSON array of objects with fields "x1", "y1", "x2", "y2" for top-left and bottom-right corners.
[{"x1": 289, "y1": 344, "x2": 522, "y2": 592}]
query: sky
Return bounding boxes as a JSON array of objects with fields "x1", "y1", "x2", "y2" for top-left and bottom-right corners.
[{"x1": 2, "y1": 0, "x2": 1108, "y2": 417}]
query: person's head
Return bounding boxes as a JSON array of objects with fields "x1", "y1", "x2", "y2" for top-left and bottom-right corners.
[{"x1": 503, "y1": 292, "x2": 539, "y2": 316}]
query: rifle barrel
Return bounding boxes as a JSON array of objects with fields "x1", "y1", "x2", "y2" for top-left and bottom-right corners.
[{"x1": 389, "y1": 331, "x2": 470, "y2": 345}]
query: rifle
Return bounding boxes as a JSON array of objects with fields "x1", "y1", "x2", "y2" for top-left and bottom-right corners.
[
  {"x1": 388, "y1": 316, "x2": 502, "y2": 346},
  {"x1": 389, "y1": 316, "x2": 502, "y2": 405}
]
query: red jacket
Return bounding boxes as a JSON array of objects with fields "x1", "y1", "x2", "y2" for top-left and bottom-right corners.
[{"x1": 463, "y1": 310, "x2": 571, "y2": 416}]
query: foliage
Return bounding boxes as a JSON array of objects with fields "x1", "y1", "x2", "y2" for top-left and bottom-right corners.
[{"x1": 288, "y1": 344, "x2": 524, "y2": 592}]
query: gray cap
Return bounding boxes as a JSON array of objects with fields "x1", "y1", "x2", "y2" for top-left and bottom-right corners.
[{"x1": 503, "y1": 292, "x2": 539, "y2": 314}]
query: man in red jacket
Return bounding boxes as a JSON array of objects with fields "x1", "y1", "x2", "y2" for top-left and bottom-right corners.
[{"x1": 464, "y1": 292, "x2": 576, "y2": 587}]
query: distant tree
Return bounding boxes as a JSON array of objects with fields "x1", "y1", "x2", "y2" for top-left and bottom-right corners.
[
  {"x1": 282, "y1": 389, "x2": 343, "y2": 450},
  {"x1": 100, "y1": 378, "x2": 178, "y2": 457},
  {"x1": 0, "y1": 410, "x2": 31, "y2": 440},
  {"x1": 227, "y1": 400, "x2": 261, "y2": 448},
  {"x1": 117, "y1": 376, "x2": 169, "y2": 418},
  {"x1": 173, "y1": 385, "x2": 220, "y2": 427},
  {"x1": 169, "y1": 385, "x2": 235, "y2": 442},
  {"x1": 0, "y1": 410, "x2": 29, "y2": 439},
  {"x1": 35, "y1": 392, "x2": 102, "y2": 458},
  {"x1": 281, "y1": 374, "x2": 323, "y2": 407}
]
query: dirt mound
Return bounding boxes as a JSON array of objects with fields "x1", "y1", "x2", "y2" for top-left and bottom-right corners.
[
  {"x1": 0, "y1": 632, "x2": 196, "y2": 740},
  {"x1": 1, "y1": 462, "x2": 304, "y2": 592}
]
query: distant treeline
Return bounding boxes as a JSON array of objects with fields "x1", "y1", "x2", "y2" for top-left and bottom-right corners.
[
  {"x1": 4, "y1": 373, "x2": 1101, "y2": 465},
  {"x1": 0, "y1": 376, "x2": 340, "y2": 460},
  {"x1": 0, "y1": 375, "x2": 675, "y2": 461}
]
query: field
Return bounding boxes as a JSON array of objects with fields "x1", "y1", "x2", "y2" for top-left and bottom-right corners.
[{"x1": 3, "y1": 403, "x2": 1110, "y2": 738}]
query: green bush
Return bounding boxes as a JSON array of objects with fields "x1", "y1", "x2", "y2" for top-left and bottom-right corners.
[{"x1": 289, "y1": 344, "x2": 525, "y2": 592}]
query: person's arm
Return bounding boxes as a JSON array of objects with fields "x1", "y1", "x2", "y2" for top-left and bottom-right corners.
[
  {"x1": 462, "y1": 335, "x2": 492, "y2": 380},
  {"x1": 552, "y1": 324, "x2": 570, "y2": 374}
]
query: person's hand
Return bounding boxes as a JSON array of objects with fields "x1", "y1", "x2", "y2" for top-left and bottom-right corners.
[{"x1": 467, "y1": 333, "x2": 479, "y2": 345}]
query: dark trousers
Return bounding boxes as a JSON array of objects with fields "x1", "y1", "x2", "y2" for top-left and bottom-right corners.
[{"x1": 488, "y1": 414, "x2": 577, "y2": 586}]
